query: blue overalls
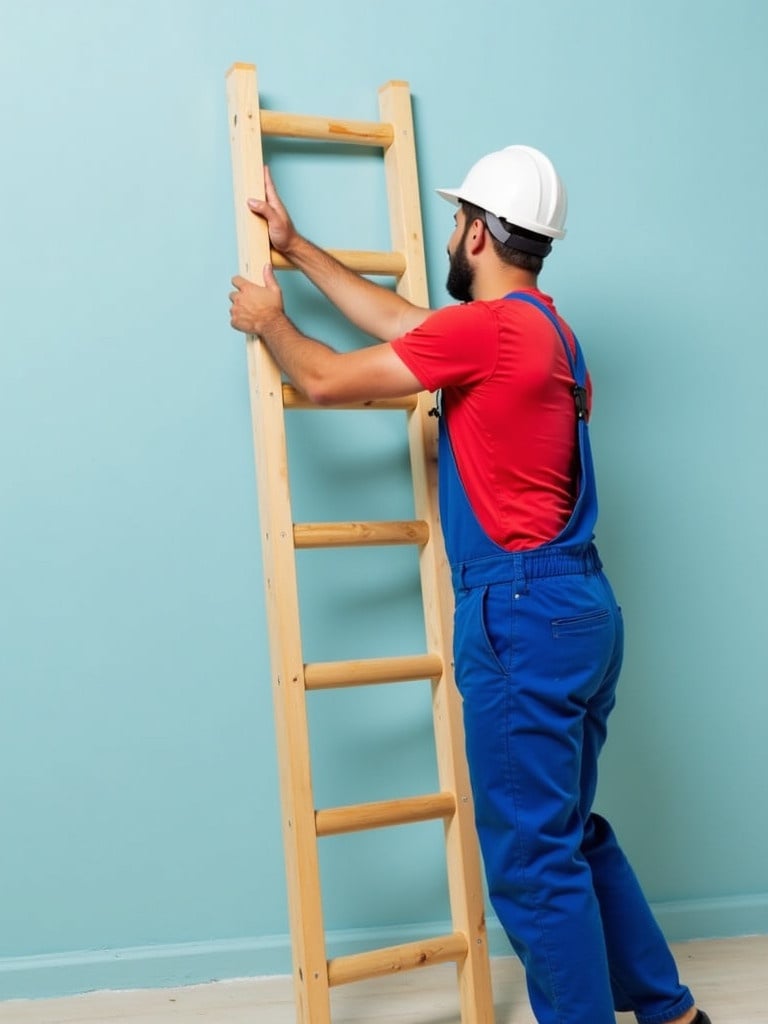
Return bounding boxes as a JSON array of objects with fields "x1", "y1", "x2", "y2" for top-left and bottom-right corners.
[{"x1": 439, "y1": 293, "x2": 694, "y2": 1024}]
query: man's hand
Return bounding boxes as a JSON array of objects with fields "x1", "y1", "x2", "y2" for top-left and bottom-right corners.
[
  {"x1": 240, "y1": 165, "x2": 432, "y2": 343},
  {"x1": 229, "y1": 265, "x2": 284, "y2": 336},
  {"x1": 247, "y1": 166, "x2": 297, "y2": 255}
]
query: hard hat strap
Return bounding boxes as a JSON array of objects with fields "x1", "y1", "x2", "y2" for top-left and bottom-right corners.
[{"x1": 485, "y1": 212, "x2": 552, "y2": 258}]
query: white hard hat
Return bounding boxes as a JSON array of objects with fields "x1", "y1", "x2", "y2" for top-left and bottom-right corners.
[{"x1": 436, "y1": 145, "x2": 567, "y2": 240}]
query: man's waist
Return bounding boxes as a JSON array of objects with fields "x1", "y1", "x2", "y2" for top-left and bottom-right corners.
[{"x1": 451, "y1": 543, "x2": 602, "y2": 591}]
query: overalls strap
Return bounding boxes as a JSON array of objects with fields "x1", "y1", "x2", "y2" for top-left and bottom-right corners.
[{"x1": 504, "y1": 291, "x2": 589, "y2": 419}]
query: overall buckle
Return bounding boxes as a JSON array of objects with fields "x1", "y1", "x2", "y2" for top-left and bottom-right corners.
[{"x1": 573, "y1": 385, "x2": 588, "y2": 420}]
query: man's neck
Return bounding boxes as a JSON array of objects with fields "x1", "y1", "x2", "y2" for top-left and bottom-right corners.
[{"x1": 472, "y1": 266, "x2": 539, "y2": 302}]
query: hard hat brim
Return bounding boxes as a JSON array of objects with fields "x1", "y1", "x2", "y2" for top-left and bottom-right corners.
[
  {"x1": 435, "y1": 185, "x2": 566, "y2": 240},
  {"x1": 436, "y1": 187, "x2": 462, "y2": 206}
]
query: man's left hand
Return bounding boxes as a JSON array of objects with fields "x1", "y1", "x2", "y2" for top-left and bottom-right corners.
[{"x1": 229, "y1": 264, "x2": 284, "y2": 335}]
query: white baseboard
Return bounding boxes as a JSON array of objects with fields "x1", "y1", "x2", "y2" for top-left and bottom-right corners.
[{"x1": 2, "y1": 894, "x2": 766, "y2": 1003}]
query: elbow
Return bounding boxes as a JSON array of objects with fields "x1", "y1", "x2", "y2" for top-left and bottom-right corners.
[
  {"x1": 300, "y1": 375, "x2": 340, "y2": 407},
  {"x1": 296, "y1": 352, "x2": 355, "y2": 406}
]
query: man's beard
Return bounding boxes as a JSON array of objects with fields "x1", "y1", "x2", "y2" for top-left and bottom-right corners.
[{"x1": 446, "y1": 231, "x2": 474, "y2": 302}]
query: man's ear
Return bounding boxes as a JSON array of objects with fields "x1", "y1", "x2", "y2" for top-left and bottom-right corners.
[{"x1": 466, "y1": 218, "x2": 487, "y2": 255}]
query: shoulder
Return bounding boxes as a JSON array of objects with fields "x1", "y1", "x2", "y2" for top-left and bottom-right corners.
[
  {"x1": 408, "y1": 300, "x2": 500, "y2": 337},
  {"x1": 391, "y1": 301, "x2": 503, "y2": 390}
]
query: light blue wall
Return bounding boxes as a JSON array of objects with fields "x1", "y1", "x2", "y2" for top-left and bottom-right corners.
[{"x1": 1, "y1": 0, "x2": 767, "y2": 1001}]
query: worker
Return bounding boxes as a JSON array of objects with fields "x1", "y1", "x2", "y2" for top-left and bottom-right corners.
[{"x1": 229, "y1": 148, "x2": 711, "y2": 1024}]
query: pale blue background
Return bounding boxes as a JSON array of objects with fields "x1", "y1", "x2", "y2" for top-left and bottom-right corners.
[{"x1": 1, "y1": 0, "x2": 767, "y2": 1002}]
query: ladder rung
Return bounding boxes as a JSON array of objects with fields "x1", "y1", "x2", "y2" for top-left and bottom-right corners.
[
  {"x1": 294, "y1": 520, "x2": 429, "y2": 549},
  {"x1": 260, "y1": 109, "x2": 394, "y2": 147},
  {"x1": 304, "y1": 653, "x2": 443, "y2": 691},
  {"x1": 282, "y1": 384, "x2": 418, "y2": 411},
  {"x1": 272, "y1": 248, "x2": 406, "y2": 277},
  {"x1": 316, "y1": 792, "x2": 456, "y2": 838},
  {"x1": 327, "y1": 931, "x2": 468, "y2": 987}
]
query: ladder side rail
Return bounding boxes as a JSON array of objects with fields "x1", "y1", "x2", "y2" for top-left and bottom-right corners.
[
  {"x1": 226, "y1": 62, "x2": 331, "y2": 1024},
  {"x1": 378, "y1": 82, "x2": 496, "y2": 1023}
]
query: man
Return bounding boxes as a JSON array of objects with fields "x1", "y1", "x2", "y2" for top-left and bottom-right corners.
[{"x1": 229, "y1": 147, "x2": 709, "y2": 1024}]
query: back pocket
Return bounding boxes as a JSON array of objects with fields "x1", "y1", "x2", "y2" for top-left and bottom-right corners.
[{"x1": 551, "y1": 608, "x2": 610, "y2": 638}]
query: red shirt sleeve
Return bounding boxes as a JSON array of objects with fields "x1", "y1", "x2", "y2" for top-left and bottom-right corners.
[{"x1": 390, "y1": 303, "x2": 499, "y2": 392}]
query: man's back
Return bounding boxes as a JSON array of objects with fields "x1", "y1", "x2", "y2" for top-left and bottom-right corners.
[{"x1": 391, "y1": 290, "x2": 585, "y2": 549}]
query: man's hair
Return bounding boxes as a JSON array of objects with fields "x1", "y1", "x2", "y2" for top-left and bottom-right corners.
[{"x1": 460, "y1": 200, "x2": 547, "y2": 275}]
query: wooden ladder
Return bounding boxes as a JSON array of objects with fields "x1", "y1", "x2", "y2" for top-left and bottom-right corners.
[{"x1": 226, "y1": 63, "x2": 494, "y2": 1024}]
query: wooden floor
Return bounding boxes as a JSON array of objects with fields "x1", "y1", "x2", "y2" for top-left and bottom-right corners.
[{"x1": 1, "y1": 936, "x2": 764, "y2": 1023}]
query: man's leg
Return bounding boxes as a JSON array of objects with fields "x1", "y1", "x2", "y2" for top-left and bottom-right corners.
[
  {"x1": 454, "y1": 574, "x2": 620, "y2": 1024},
  {"x1": 582, "y1": 815, "x2": 695, "y2": 1024},
  {"x1": 577, "y1": 571, "x2": 696, "y2": 1024}
]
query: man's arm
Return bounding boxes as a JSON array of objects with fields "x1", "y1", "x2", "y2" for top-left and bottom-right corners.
[
  {"x1": 247, "y1": 167, "x2": 433, "y2": 342},
  {"x1": 229, "y1": 267, "x2": 423, "y2": 405}
]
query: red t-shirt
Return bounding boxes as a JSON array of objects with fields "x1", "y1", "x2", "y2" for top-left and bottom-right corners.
[{"x1": 390, "y1": 291, "x2": 589, "y2": 551}]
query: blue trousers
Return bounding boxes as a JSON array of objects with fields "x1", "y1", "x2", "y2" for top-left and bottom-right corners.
[{"x1": 453, "y1": 566, "x2": 694, "y2": 1024}]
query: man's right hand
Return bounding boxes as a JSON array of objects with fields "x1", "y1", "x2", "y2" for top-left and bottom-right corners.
[
  {"x1": 247, "y1": 166, "x2": 298, "y2": 255},
  {"x1": 245, "y1": 165, "x2": 432, "y2": 343}
]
